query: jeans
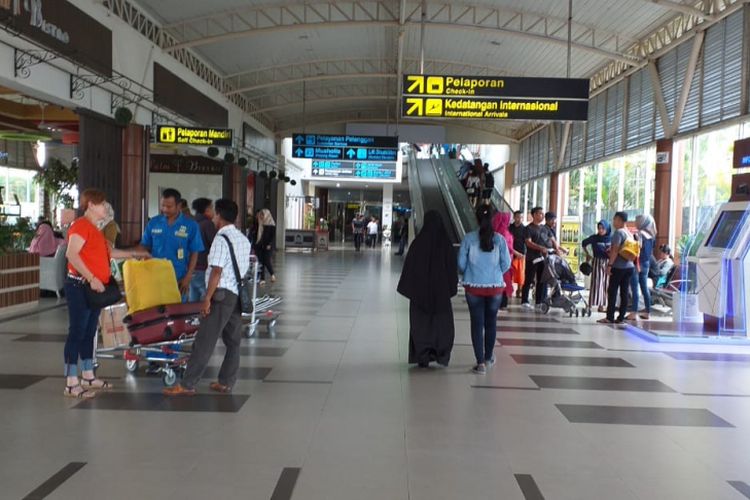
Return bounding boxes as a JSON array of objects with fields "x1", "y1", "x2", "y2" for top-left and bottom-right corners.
[
  {"x1": 630, "y1": 264, "x2": 651, "y2": 313},
  {"x1": 607, "y1": 267, "x2": 634, "y2": 322},
  {"x1": 63, "y1": 278, "x2": 101, "y2": 377},
  {"x1": 189, "y1": 270, "x2": 207, "y2": 302},
  {"x1": 521, "y1": 259, "x2": 547, "y2": 305},
  {"x1": 353, "y1": 233, "x2": 363, "y2": 251},
  {"x1": 396, "y1": 235, "x2": 407, "y2": 255},
  {"x1": 466, "y1": 293, "x2": 502, "y2": 365}
]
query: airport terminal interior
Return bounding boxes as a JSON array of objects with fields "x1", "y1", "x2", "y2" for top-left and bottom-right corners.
[{"x1": 3, "y1": 0, "x2": 750, "y2": 499}]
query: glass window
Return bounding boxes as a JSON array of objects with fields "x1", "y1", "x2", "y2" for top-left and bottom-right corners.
[
  {"x1": 581, "y1": 165, "x2": 598, "y2": 235},
  {"x1": 599, "y1": 160, "x2": 620, "y2": 225},
  {"x1": 0, "y1": 166, "x2": 40, "y2": 222}
]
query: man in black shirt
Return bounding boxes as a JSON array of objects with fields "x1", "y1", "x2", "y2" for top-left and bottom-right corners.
[
  {"x1": 509, "y1": 210, "x2": 527, "y2": 298},
  {"x1": 351, "y1": 214, "x2": 365, "y2": 251},
  {"x1": 482, "y1": 163, "x2": 494, "y2": 204},
  {"x1": 522, "y1": 207, "x2": 550, "y2": 309}
]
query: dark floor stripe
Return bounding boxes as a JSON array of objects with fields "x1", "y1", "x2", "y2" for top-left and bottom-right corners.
[
  {"x1": 0, "y1": 302, "x2": 66, "y2": 325},
  {"x1": 510, "y1": 354, "x2": 634, "y2": 367},
  {"x1": 471, "y1": 385, "x2": 541, "y2": 391},
  {"x1": 514, "y1": 474, "x2": 545, "y2": 500},
  {"x1": 499, "y1": 338, "x2": 602, "y2": 349},
  {"x1": 664, "y1": 352, "x2": 750, "y2": 362},
  {"x1": 530, "y1": 375, "x2": 676, "y2": 393},
  {"x1": 263, "y1": 380, "x2": 333, "y2": 385},
  {"x1": 270, "y1": 467, "x2": 301, "y2": 500},
  {"x1": 682, "y1": 392, "x2": 750, "y2": 398},
  {"x1": 555, "y1": 404, "x2": 734, "y2": 427},
  {"x1": 0, "y1": 374, "x2": 47, "y2": 389},
  {"x1": 729, "y1": 481, "x2": 750, "y2": 499},
  {"x1": 23, "y1": 462, "x2": 86, "y2": 500},
  {"x1": 74, "y1": 393, "x2": 249, "y2": 412}
]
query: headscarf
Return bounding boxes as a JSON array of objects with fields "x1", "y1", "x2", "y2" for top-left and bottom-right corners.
[
  {"x1": 582, "y1": 220, "x2": 612, "y2": 259},
  {"x1": 636, "y1": 214, "x2": 657, "y2": 240},
  {"x1": 257, "y1": 208, "x2": 276, "y2": 243},
  {"x1": 98, "y1": 202, "x2": 120, "y2": 232},
  {"x1": 492, "y1": 212, "x2": 513, "y2": 256},
  {"x1": 397, "y1": 210, "x2": 458, "y2": 313},
  {"x1": 28, "y1": 222, "x2": 61, "y2": 257},
  {"x1": 598, "y1": 219, "x2": 612, "y2": 240}
]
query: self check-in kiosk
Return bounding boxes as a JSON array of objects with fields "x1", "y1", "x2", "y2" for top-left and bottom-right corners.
[{"x1": 694, "y1": 202, "x2": 750, "y2": 335}]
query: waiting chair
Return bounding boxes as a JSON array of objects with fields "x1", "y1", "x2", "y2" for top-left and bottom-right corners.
[{"x1": 39, "y1": 245, "x2": 67, "y2": 298}]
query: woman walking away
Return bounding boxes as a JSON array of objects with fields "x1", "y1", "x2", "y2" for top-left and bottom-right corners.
[
  {"x1": 627, "y1": 214, "x2": 657, "y2": 320},
  {"x1": 582, "y1": 220, "x2": 612, "y2": 313},
  {"x1": 397, "y1": 210, "x2": 458, "y2": 368},
  {"x1": 458, "y1": 205, "x2": 511, "y2": 374},
  {"x1": 492, "y1": 211, "x2": 515, "y2": 311},
  {"x1": 256, "y1": 208, "x2": 277, "y2": 285},
  {"x1": 64, "y1": 189, "x2": 149, "y2": 398}
]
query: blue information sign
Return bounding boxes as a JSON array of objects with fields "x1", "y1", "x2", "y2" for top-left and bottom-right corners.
[
  {"x1": 311, "y1": 160, "x2": 397, "y2": 180},
  {"x1": 292, "y1": 133, "x2": 399, "y2": 164}
]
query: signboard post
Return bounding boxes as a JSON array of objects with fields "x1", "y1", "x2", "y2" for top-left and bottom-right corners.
[
  {"x1": 402, "y1": 74, "x2": 589, "y2": 121},
  {"x1": 292, "y1": 133, "x2": 400, "y2": 181}
]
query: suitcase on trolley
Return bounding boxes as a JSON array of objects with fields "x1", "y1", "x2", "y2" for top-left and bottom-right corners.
[
  {"x1": 123, "y1": 302, "x2": 203, "y2": 326},
  {"x1": 128, "y1": 316, "x2": 201, "y2": 346}
]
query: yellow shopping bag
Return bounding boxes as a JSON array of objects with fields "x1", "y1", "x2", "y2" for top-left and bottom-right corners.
[{"x1": 123, "y1": 259, "x2": 181, "y2": 315}]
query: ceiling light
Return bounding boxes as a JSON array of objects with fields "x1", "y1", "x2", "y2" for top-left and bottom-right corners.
[
  {"x1": 336, "y1": 183, "x2": 341, "y2": 187},
  {"x1": 35, "y1": 140, "x2": 46, "y2": 167}
]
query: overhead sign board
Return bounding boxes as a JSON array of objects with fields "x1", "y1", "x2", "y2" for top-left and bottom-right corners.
[
  {"x1": 311, "y1": 160, "x2": 397, "y2": 180},
  {"x1": 402, "y1": 74, "x2": 589, "y2": 121},
  {"x1": 156, "y1": 125, "x2": 233, "y2": 147},
  {"x1": 292, "y1": 133, "x2": 397, "y2": 150}
]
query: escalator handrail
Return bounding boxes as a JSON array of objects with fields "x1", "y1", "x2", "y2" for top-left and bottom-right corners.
[
  {"x1": 430, "y1": 157, "x2": 477, "y2": 241},
  {"x1": 406, "y1": 149, "x2": 425, "y2": 234}
]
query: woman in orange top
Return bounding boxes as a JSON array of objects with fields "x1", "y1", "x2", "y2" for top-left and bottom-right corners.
[{"x1": 64, "y1": 189, "x2": 149, "y2": 398}]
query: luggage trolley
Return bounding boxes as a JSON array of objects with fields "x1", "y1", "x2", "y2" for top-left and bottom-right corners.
[{"x1": 244, "y1": 254, "x2": 283, "y2": 337}]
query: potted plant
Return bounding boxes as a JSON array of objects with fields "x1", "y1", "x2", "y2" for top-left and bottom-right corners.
[{"x1": 34, "y1": 157, "x2": 78, "y2": 225}]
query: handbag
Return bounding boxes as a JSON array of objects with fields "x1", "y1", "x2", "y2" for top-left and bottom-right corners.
[
  {"x1": 221, "y1": 235, "x2": 254, "y2": 314},
  {"x1": 84, "y1": 279, "x2": 123, "y2": 309}
]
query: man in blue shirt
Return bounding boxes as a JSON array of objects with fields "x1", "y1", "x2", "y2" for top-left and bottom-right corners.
[{"x1": 136, "y1": 188, "x2": 204, "y2": 298}]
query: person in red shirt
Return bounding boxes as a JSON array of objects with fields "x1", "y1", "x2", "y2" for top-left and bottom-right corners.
[{"x1": 64, "y1": 188, "x2": 149, "y2": 398}]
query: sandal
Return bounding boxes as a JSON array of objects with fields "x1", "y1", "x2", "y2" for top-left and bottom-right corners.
[
  {"x1": 81, "y1": 378, "x2": 113, "y2": 390},
  {"x1": 64, "y1": 384, "x2": 95, "y2": 399},
  {"x1": 597, "y1": 318, "x2": 614, "y2": 324},
  {"x1": 597, "y1": 306, "x2": 606, "y2": 313},
  {"x1": 209, "y1": 382, "x2": 232, "y2": 393},
  {"x1": 639, "y1": 314, "x2": 650, "y2": 320}
]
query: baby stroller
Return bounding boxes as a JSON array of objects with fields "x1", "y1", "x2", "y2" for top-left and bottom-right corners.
[{"x1": 538, "y1": 253, "x2": 591, "y2": 317}]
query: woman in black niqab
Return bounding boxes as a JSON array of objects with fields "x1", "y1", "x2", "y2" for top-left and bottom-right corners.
[{"x1": 397, "y1": 210, "x2": 458, "y2": 367}]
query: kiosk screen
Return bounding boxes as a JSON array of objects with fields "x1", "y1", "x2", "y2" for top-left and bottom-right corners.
[{"x1": 706, "y1": 210, "x2": 745, "y2": 248}]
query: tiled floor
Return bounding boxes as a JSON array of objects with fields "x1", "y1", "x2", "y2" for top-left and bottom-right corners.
[{"x1": 2, "y1": 248, "x2": 750, "y2": 499}]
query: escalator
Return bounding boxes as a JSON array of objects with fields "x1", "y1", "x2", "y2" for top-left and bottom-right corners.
[{"x1": 407, "y1": 153, "x2": 462, "y2": 244}]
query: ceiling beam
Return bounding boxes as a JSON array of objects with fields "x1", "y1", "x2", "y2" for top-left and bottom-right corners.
[
  {"x1": 648, "y1": 0, "x2": 718, "y2": 21},
  {"x1": 255, "y1": 95, "x2": 393, "y2": 114},
  {"x1": 162, "y1": 1, "x2": 640, "y2": 66}
]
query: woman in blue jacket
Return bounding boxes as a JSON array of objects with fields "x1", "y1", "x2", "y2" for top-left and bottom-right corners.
[{"x1": 458, "y1": 205, "x2": 511, "y2": 374}]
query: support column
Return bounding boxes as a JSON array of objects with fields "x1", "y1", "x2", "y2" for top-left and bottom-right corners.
[
  {"x1": 77, "y1": 109, "x2": 123, "y2": 219},
  {"x1": 120, "y1": 124, "x2": 148, "y2": 246},
  {"x1": 548, "y1": 172, "x2": 560, "y2": 215},
  {"x1": 382, "y1": 184, "x2": 394, "y2": 234},
  {"x1": 654, "y1": 138, "x2": 674, "y2": 250}
]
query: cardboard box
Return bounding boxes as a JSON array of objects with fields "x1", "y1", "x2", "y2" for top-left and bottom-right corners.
[{"x1": 99, "y1": 302, "x2": 132, "y2": 348}]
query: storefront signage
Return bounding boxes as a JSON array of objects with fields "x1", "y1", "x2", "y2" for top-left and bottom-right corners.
[
  {"x1": 560, "y1": 218, "x2": 581, "y2": 275},
  {"x1": 0, "y1": 0, "x2": 112, "y2": 76},
  {"x1": 150, "y1": 155, "x2": 224, "y2": 175},
  {"x1": 402, "y1": 74, "x2": 589, "y2": 121},
  {"x1": 156, "y1": 125, "x2": 233, "y2": 147},
  {"x1": 311, "y1": 160, "x2": 397, "y2": 180}
]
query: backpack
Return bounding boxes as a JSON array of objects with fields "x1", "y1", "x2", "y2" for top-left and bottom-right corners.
[{"x1": 618, "y1": 234, "x2": 641, "y2": 261}]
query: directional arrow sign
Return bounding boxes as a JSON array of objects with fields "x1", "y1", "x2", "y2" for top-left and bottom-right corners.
[
  {"x1": 406, "y1": 75, "x2": 424, "y2": 94},
  {"x1": 405, "y1": 98, "x2": 424, "y2": 116},
  {"x1": 346, "y1": 149, "x2": 356, "y2": 159},
  {"x1": 295, "y1": 148, "x2": 304, "y2": 157},
  {"x1": 294, "y1": 135, "x2": 304, "y2": 144}
]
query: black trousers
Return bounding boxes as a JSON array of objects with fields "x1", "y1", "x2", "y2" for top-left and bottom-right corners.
[
  {"x1": 607, "y1": 267, "x2": 634, "y2": 321},
  {"x1": 256, "y1": 247, "x2": 274, "y2": 279},
  {"x1": 521, "y1": 259, "x2": 546, "y2": 305}
]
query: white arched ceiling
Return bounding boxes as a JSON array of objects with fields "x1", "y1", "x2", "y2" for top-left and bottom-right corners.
[{"x1": 129, "y1": 0, "x2": 723, "y2": 139}]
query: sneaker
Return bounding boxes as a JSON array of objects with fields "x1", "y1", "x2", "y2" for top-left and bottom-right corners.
[
  {"x1": 472, "y1": 364, "x2": 487, "y2": 374},
  {"x1": 521, "y1": 302, "x2": 534, "y2": 310},
  {"x1": 535, "y1": 304, "x2": 545, "y2": 312},
  {"x1": 485, "y1": 356, "x2": 496, "y2": 367}
]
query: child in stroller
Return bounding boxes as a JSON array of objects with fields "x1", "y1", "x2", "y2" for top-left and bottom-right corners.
[{"x1": 538, "y1": 253, "x2": 592, "y2": 317}]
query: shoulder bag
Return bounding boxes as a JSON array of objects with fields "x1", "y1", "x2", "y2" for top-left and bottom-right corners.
[
  {"x1": 84, "y1": 278, "x2": 123, "y2": 309},
  {"x1": 220, "y1": 235, "x2": 254, "y2": 314}
]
